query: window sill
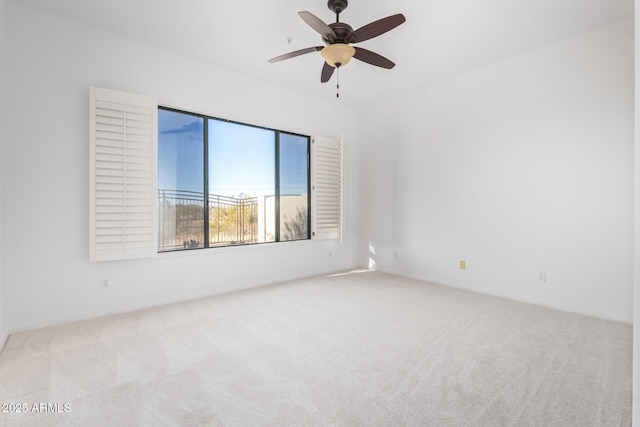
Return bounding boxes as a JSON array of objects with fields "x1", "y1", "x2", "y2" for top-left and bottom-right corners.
[{"x1": 156, "y1": 238, "x2": 315, "y2": 259}]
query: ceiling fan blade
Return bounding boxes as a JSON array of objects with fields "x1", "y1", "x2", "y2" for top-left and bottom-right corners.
[
  {"x1": 353, "y1": 47, "x2": 396, "y2": 69},
  {"x1": 348, "y1": 14, "x2": 406, "y2": 43},
  {"x1": 321, "y1": 62, "x2": 335, "y2": 83},
  {"x1": 268, "y1": 46, "x2": 323, "y2": 63},
  {"x1": 298, "y1": 11, "x2": 337, "y2": 42}
]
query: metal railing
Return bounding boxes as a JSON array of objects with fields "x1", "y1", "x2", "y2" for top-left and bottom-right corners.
[{"x1": 158, "y1": 189, "x2": 259, "y2": 251}]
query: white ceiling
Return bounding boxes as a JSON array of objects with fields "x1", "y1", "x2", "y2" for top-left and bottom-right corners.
[{"x1": 18, "y1": 0, "x2": 634, "y2": 108}]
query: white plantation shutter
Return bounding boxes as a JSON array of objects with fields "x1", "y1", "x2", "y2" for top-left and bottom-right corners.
[
  {"x1": 89, "y1": 87, "x2": 158, "y2": 261},
  {"x1": 311, "y1": 136, "x2": 343, "y2": 240}
]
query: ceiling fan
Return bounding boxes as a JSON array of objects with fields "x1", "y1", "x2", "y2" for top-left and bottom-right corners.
[{"x1": 268, "y1": 0, "x2": 406, "y2": 87}]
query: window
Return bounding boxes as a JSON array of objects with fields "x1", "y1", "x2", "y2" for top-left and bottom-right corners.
[
  {"x1": 157, "y1": 107, "x2": 310, "y2": 252},
  {"x1": 89, "y1": 87, "x2": 341, "y2": 262}
]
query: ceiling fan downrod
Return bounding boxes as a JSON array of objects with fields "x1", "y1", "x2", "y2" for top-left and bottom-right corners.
[{"x1": 327, "y1": 0, "x2": 348, "y2": 22}]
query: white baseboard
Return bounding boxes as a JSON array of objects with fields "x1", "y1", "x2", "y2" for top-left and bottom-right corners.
[
  {"x1": 9, "y1": 265, "x2": 359, "y2": 334},
  {"x1": 387, "y1": 270, "x2": 633, "y2": 324},
  {"x1": 11, "y1": 265, "x2": 626, "y2": 334}
]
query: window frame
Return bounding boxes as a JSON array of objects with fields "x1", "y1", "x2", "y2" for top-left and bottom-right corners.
[{"x1": 157, "y1": 106, "x2": 312, "y2": 253}]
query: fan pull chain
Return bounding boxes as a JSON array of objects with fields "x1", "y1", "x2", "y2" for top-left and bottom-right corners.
[{"x1": 336, "y1": 67, "x2": 340, "y2": 98}]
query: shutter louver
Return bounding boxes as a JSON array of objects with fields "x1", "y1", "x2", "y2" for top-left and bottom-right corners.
[
  {"x1": 90, "y1": 87, "x2": 158, "y2": 261},
  {"x1": 311, "y1": 136, "x2": 343, "y2": 240}
]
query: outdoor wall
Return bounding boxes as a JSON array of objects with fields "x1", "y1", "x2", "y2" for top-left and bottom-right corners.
[
  {"x1": 2, "y1": 2, "x2": 360, "y2": 331},
  {"x1": 360, "y1": 18, "x2": 634, "y2": 322}
]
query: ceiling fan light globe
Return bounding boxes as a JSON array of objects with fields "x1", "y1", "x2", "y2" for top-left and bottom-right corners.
[{"x1": 321, "y1": 44, "x2": 356, "y2": 67}]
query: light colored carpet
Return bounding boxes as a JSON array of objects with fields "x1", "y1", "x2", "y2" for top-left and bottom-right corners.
[{"x1": 0, "y1": 270, "x2": 632, "y2": 426}]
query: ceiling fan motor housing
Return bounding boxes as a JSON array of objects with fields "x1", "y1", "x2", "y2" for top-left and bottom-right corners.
[
  {"x1": 324, "y1": 22, "x2": 354, "y2": 44},
  {"x1": 327, "y1": 0, "x2": 348, "y2": 14}
]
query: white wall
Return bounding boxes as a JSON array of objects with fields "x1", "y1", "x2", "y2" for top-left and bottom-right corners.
[
  {"x1": 2, "y1": 2, "x2": 361, "y2": 331},
  {"x1": 361, "y1": 18, "x2": 634, "y2": 322},
  {"x1": 0, "y1": 0, "x2": 8, "y2": 350},
  {"x1": 633, "y1": 2, "x2": 640, "y2": 425}
]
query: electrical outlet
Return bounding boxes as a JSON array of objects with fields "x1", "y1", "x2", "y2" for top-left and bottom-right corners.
[
  {"x1": 101, "y1": 279, "x2": 110, "y2": 290},
  {"x1": 459, "y1": 260, "x2": 466, "y2": 270},
  {"x1": 538, "y1": 273, "x2": 547, "y2": 283},
  {"x1": 329, "y1": 250, "x2": 332, "y2": 258}
]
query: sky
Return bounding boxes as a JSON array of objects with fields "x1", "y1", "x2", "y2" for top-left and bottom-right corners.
[{"x1": 158, "y1": 109, "x2": 308, "y2": 198}]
